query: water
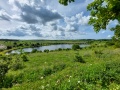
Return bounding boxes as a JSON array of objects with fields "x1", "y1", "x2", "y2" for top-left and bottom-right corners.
[{"x1": 8, "y1": 44, "x2": 89, "y2": 54}]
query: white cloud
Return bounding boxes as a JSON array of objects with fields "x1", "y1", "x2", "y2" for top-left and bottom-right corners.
[
  {"x1": 107, "y1": 35, "x2": 112, "y2": 38},
  {"x1": 0, "y1": 9, "x2": 11, "y2": 21},
  {"x1": 101, "y1": 31, "x2": 106, "y2": 34},
  {"x1": 0, "y1": 0, "x2": 115, "y2": 39}
]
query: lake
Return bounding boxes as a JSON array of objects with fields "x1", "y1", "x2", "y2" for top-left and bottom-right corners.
[{"x1": 7, "y1": 44, "x2": 89, "y2": 54}]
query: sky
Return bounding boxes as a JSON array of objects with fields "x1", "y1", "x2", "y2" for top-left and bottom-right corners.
[{"x1": 0, "y1": 0, "x2": 116, "y2": 40}]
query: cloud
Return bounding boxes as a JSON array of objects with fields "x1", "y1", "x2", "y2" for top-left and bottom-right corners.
[
  {"x1": 101, "y1": 31, "x2": 106, "y2": 34},
  {"x1": 0, "y1": 24, "x2": 42, "y2": 37},
  {"x1": 1, "y1": 0, "x2": 114, "y2": 40},
  {"x1": 107, "y1": 35, "x2": 112, "y2": 38},
  {"x1": 64, "y1": 12, "x2": 90, "y2": 32},
  {"x1": 0, "y1": 9, "x2": 11, "y2": 21},
  {"x1": 11, "y1": 0, "x2": 63, "y2": 24}
]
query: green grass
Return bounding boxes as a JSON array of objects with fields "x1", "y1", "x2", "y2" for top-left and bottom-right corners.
[{"x1": 1, "y1": 45, "x2": 120, "y2": 90}]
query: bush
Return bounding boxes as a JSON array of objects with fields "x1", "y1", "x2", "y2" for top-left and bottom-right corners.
[
  {"x1": 114, "y1": 41, "x2": 120, "y2": 48},
  {"x1": 0, "y1": 63, "x2": 9, "y2": 88},
  {"x1": 74, "y1": 54, "x2": 85, "y2": 63},
  {"x1": 106, "y1": 41, "x2": 115, "y2": 46},
  {"x1": 44, "y1": 49, "x2": 49, "y2": 53},
  {"x1": 58, "y1": 48, "x2": 62, "y2": 51},
  {"x1": 42, "y1": 68, "x2": 52, "y2": 76},
  {"x1": 52, "y1": 63, "x2": 66, "y2": 72},
  {"x1": 10, "y1": 58, "x2": 24, "y2": 71},
  {"x1": 11, "y1": 62, "x2": 24, "y2": 71},
  {"x1": 94, "y1": 50, "x2": 103, "y2": 54},
  {"x1": 72, "y1": 44, "x2": 80, "y2": 50},
  {"x1": 31, "y1": 49, "x2": 38, "y2": 53},
  {"x1": 21, "y1": 54, "x2": 29, "y2": 62}
]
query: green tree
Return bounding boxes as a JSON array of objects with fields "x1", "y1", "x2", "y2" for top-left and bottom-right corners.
[
  {"x1": 59, "y1": 0, "x2": 120, "y2": 38},
  {"x1": 87, "y1": 0, "x2": 120, "y2": 33},
  {"x1": 59, "y1": 0, "x2": 74, "y2": 6},
  {"x1": 72, "y1": 44, "x2": 80, "y2": 50}
]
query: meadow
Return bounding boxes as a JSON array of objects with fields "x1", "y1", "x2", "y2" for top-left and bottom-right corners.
[{"x1": 0, "y1": 40, "x2": 120, "y2": 90}]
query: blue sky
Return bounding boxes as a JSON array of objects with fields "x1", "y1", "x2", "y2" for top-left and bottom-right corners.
[{"x1": 0, "y1": 0, "x2": 115, "y2": 40}]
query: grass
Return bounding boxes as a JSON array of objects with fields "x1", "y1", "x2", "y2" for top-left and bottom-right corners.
[{"x1": 1, "y1": 44, "x2": 120, "y2": 90}]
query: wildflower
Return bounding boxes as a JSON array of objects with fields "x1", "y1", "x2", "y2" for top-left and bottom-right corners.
[
  {"x1": 41, "y1": 85, "x2": 44, "y2": 89},
  {"x1": 78, "y1": 81, "x2": 80, "y2": 83},
  {"x1": 68, "y1": 80, "x2": 70, "y2": 82},
  {"x1": 69, "y1": 76, "x2": 72, "y2": 78},
  {"x1": 41, "y1": 76, "x2": 44, "y2": 79},
  {"x1": 57, "y1": 80, "x2": 60, "y2": 83},
  {"x1": 46, "y1": 84, "x2": 49, "y2": 87}
]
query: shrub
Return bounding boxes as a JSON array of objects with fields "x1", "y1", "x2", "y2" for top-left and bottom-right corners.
[
  {"x1": 10, "y1": 62, "x2": 24, "y2": 71},
  {"x1": 72, "y1": 44, "x2": 80, "y2": 50},
  {"x1": 31, "y1": 49, "x2": 37, "y2": 53},
  {"x1": 44, "y1": 49, "x2": 49, "y2": 53},
  {"x1": 52, "y1": 63, "x2": 66, "y2": 72},
  {"x1": 21, "y1": 54, "x2": 29, "y2": 62},
  {"x1": 74, "y1": 54, "x2": 85, "y2": 63},
  {"x1": 42, "y1": 68, "x2": 52, "y2": 76},
  {"x1": 114, "y1": 41, "x2": 120, "y2": 48},
  {"x1": 0, "y1": 63, "x2": 9, "y2": 88},
  {"x1": 58, "y1": 48, "x2": 62, "y2": 51},
  {"x1": 66, "y1": 48, "x2": 71, "y2": 51},
  {"x1": 10, "y1": 58, "x2": 24, "y2": 71},
  {"x1": 106, "y1": 41, "x2": 115, "y2": 46},
  {"x1": 94, "y1": 50, "x2": 103, "y2": 54}
]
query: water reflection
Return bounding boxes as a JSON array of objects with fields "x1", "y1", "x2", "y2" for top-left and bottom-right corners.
[{"x1": 9, "y1": 44, "x2": 89, "y2": 54}]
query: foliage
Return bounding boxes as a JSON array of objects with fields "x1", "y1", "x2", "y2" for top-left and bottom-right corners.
[
  {"x1": 21, "y1": 54, "x2": 29, "y2": 62},
  {"x1": 52, "y1": 63, "x2": 66, "y2": 72},
  {"x1": 87, "y1": 0, "x2": 120, "y2": 38},
  {"x1": 42, "y1": 68, "x2": 52, "y2": 76},
  {"x1": 59, "y1": 0, "x2": 74, "y2": 6},
  {"x1": 58, "y1": 48, "x2": 62, "y2": 51},
  {"x1": 114, "y1": 41, "x2": 120, "y2": 48},
  {"x1": 10, "y1": 58, "x2": 24, "y2": 71},
  {"x1": 74, "y1": 53, "x2": 85, "y2": 63},
  {"x1": 0, "y1": 63, "x2": 9, "y2": 88},
  {"x1": 59, "y1": 0, "x2": 120, "y2": 39},
  {"x1": 44, "y1": 49, "x2": 49, "y2": 53},
  {"x1": 72, "y1": 44, "x2": 80, "y2": 50},
  {"x1": 111, "y1": 25, "x2": 120, "y2": 39},
  {"x1": 1, "y1": 41, "x2": 120, "y2": 90},
  {"x1": 31, "y1": 49, "x2": 37, "y2": 53}
]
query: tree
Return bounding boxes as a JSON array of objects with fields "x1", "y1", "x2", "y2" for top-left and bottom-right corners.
[
  {"x1": 87, "y1": 0, "x2": 120, "y2": 32},
  {"x1": 72, "y1": 44, "x2": 80, "y2": 50},
  {"x1": 59, "y1": 0, "x2": 120, "y2": 38},
  {"x1": 111, "y1": 25, "x2": 120, "y2": 39},
  {"x1": 59, "y1": 0, "x2": 74, "y2": 6}
]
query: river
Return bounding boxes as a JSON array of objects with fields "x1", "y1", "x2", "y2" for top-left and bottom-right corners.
[{"x1": 7, "y1": 44, "x2": 89, "y2": 54}]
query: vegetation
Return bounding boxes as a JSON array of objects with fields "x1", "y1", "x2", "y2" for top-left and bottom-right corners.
[
  {"x1": 72, "y1": 44, "x2": 81, "y2": 50},
  {"x1": 0, "y1": 40, "x2": 120, "y2": 90},
  {"x1": 59, "y1": 0, "x2": 74, "y2": 6},
  {"x1": 59, "y1": 0, "x2": 120, "y2": 41}
]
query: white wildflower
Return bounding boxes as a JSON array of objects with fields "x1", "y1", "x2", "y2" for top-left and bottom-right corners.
[
  {"x1": 78, "y1": 81, "x2": 80, "y2": 83},
  {"x1": 41, "y1": 85, "x2": 44, "y2": 89},
  {"x1": 41, "y1": 76, "x2": 44, "y2": 79}
]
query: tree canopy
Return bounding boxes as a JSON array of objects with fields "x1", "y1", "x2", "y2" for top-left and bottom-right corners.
[
  {"x1": 59, "y1": 0, "x2": 120, "y2": 38},
  {"x1": 87, "y1": 0, "x2": 120, "y2": 31},
  {"x1": 59, "y1": 0, "x2": 75, "y2": 6}
]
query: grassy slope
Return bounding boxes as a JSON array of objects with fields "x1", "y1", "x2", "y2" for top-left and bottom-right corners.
[{"x1": 2, "y1": 46, "x2": 120, "y2": 90}]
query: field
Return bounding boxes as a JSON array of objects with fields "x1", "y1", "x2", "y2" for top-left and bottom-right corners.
[{"x1": 0, "y1": 40, "x2": 120, "y2": 90}]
